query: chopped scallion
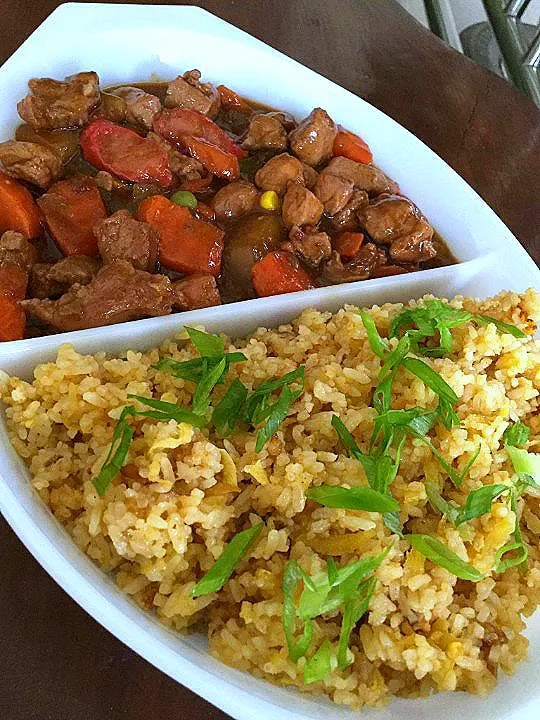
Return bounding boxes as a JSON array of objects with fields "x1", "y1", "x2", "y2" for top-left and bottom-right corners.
[{"x1": 192, "y1": 522, "x2": 264, "y2": 598}]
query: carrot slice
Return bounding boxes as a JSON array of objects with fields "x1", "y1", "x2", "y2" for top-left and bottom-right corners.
[
  {"x1": 0, "y1": 264, "x2": 28, "y2": 300},
  {"x1": 333, "y1": 231, "x2": 364, "y2": 259},
  {"x1": 0, "y1": 294, "x2": 25, "y2": 341},
  {"x1": 333, "y1": 127, "x2": 373, "y2": 165},
  {"x1": 178, "y1": 136, "x2": 240, "y2": 181},
  {"x1": 153, "y1": 107, "x2": 246, "y2": 158},
  {"x1": 137, "y1": 195, "x2": 224, "y2": 275},
  {"x1": 217, "y1": 85, "x2": 253, "y2": 113},
  {"x1": 251, "y1": 251, "x2": 315, "y2": 297},
  {"x1": 37, "y1": 176, "x2": 107, "y2": 256},
  {"x1": 0, "y1": 171, "x2": 41, "y2": 239}
]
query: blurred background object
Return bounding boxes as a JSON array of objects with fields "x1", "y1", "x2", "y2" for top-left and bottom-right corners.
[{"x1": 397, "y1": 0, "x2": 540, "y2": 105}]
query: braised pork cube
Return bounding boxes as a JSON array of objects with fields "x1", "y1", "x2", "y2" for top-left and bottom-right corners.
[
  {"x1": 165, "y1": 69, "x2": 220, "y2": 118},
  {"x1": 301, "y1": 163, "x2": 319, "y2": 190},
  {"x1": 22, "y1": 260, "x2": 172, "y2": 332},
  {"x1": 314, "y1": 171, "x2": 354, "y2": 215},
  {"x1": 282, "y1": 182, "x2": 324, "y2": 228},
  {"x1": 211, "y1": 180, "x2": 260, "y2": 222},
  {"x1": 171, "y1": 275, "x2": 221, "y2": 310},
  {"x1": 254, "y1": 153, "x2": 304, "y2": 196},
  {"x1": 107, "y1": 86, "x2": 161, "y2": 130},
  {"x1": 242, "y1": 112, "x2": 290, "y2": 151},
  {"x1": 146, "y1": 132, "x2": 204, "y2": 182},
  {"x1": 288, "y1": 226, "x2": 331, "y2": 266},
  {"x1": 288, "y1": 108, "x2": 337, "y2": 167},
  {"x1": 30, "y1": 256, "x2": 100, "y2": 299},
  {"x1": 322, "y1": 244, "x2": 387, "y2": 283},
  {"x1": 18, "y1": 71, "x2": 100, "y2": 130},
  {"x1": 329, "y1": 190, "x2": 369, "y2": 233},
  {"x1": 0, "y1": 140, "x2": 62, "y2": 188},
  {"x1": 94, "y1": 210, "x2": 159, "y2": 272},
  {"x1": 0, "y1": 231, "x2": 38, "y2": 269},
  {"x1": 324, "y1": 156, "x2": 399, "y2": 196},
  {"x1": 0, "y1": 231, "x2": 37, "y2": 301},
  {"x1": 358, "y1": 195, "x2": 436, "y2": 263}
]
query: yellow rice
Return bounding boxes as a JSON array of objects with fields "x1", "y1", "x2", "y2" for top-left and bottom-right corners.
[{"x1": 2, "y1": 289, "x2": 539, "y2": 708}]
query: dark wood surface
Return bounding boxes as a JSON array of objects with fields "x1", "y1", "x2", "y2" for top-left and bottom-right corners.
[{"x1": 0, "y1": 2, "x2": 539, "y2": 719}]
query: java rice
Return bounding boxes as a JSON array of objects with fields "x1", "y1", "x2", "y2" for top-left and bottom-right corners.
[{"x1": 2, "y1": 289, "x2": 539, "y2": 708}]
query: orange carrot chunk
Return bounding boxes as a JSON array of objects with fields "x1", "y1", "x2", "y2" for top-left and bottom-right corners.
[
  {"x1": 0, "y1": 171, "x2": 41, "y2": 239},
  {"x1": 178, "y1": 136, "x2": 240, "y2": 181},
  {"x1": 0, "y1": 294, "x2": 26, "y2": 341},
  {"x1": 251, "y1": 251, "x2": 315, "y2": 297},
  {"x1": 137, "y1": 195, "x2": 224, "y2": 276},
  {"x1": 333, "y1": 127, "x2": 373, "y2": 165},
  {"x1": 37, "y1": 176, "x2": 107, "y2": 256},
  {"x1": 333, "y1": 231, "x2": 364, "y2": 259},
  {"x1": 217, "y1": 85, "x2": 253, "y2": 113}
]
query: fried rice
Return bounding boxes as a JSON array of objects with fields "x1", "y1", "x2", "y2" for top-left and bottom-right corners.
[{"x1": 1, "y1": 289, "x2": 539, "y2": 708}]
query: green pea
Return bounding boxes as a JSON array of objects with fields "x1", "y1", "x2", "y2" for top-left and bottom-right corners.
[{"x1": 170, "y1": 190, "x2": 197, "y2": 209}]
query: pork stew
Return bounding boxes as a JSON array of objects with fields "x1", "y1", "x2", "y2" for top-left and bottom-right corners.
[{"x1": 0, "y1": 69, "x2": 455, "y2": 340}]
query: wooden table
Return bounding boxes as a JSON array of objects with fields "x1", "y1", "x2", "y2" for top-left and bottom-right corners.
[{"x1": 0, "y1": 2, "x2": 539, "y2": 719}]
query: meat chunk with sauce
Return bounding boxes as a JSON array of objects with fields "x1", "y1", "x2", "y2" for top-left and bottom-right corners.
[
  {"x1": 301, "y1": 163, "x2": 318, "y2": 190},
  {"x1": 100, "y1": 86, "x2": 161, "y2": 130},
  {"x1": 30, "y1": 256, "x2": 100, "y2": 299},
  {"x1": 314, "y1": 171, "x2": 353, "y2": 215},
  {"x1": 93, "y1": 210, "x2": 159, "y2": 272},
  {"x1": 329, "y1": 190, "x2": 369, "y2": 233},
  {"x1": 0, "y1": 140, "x2": 62, "y2": 188},
  {"x1": 211, "y1": 180, "x2": 259, "y2": 222},
  {"x1": 282, "y1": 182, "x2": 324, "y2": 228},
  {"x1": 17, "y1": 71, "x2": 100, "y2": 131},
  {"x1": 322, "y1": 244, "x2": 387, "y2": 283},
  {"x1": 358, "y1": 195, "x2": 436, "y2": 263},
  {"x1": 165, "y1": 69, "x2": 220, "y2": 118},
  {"x1": 146, "y1": 132, "x2": 204, "y2": 181},
  {"x1": 287, "y1": 225, "x2": 331, "y2": 266},
  {"x1": 254, "y1": 153, "x2": 304, "y2": 196},
  {"x1": 0, "y1": 231, "x2": 37, "y2": 303},
  {"x1": 0, "y1": 231, "x2": 38, "y2": 269},
  {"x1": 325, "y1": 156, "x2": 399, "y2": 196},
  {"x1": 171, "y1": 275, "x2": 221, "y2": 310},
  {"x1": 242, "y1": 112, "x2": 289, "y2": 151},
  {"x1": 288, "y1": 108, "x2": 337, "y2": 167},
  {"x1": 22, "y1": 260, "x2": 172, "y2": 332}
]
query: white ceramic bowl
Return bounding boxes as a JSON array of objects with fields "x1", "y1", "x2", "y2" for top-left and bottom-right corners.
[{"x1": 0, "y1": 4, "x2": 539, "y2": 719}]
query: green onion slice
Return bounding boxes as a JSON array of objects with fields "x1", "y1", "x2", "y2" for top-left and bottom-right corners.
[
  {"x1": 306, "y1": 485, "x2": 399, "y2": 513},
  {"x1": 92, "y1": 411, "x2": 134, "y2": 497},
  {"x1": 185, "y1": 327, "x2": 225, "y2": 357},
  {"x1": 503, "y1": 421, "x2": 530, "y2": 448},
  {"x1": 192, "y1": 522, "x2": 264, "y2": 598},
  {"x1": 212, "y1": 378, "x2": 249, "y2": 437},
  {"x1": 304, "y1": 639, "x2": 333, "y2": 685},
  {"x1": 407, "y1": 534, "x2": 485, "y2": 580},
  {"x1": 337, "y1": 576, "x2": 376, "y2": 669}
]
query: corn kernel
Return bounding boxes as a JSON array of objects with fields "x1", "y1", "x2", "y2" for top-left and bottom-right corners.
[
  {"x1": 260, "y1": 190, "x2": 280, "y2": 210},
  {"x1": 447, "y1": 641, "x2": 463, "y2": 659}
]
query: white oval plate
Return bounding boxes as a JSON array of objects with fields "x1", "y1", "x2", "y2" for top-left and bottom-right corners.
[{"x1": 0, "y1": 4, "x2": 539, "y2": 719}]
